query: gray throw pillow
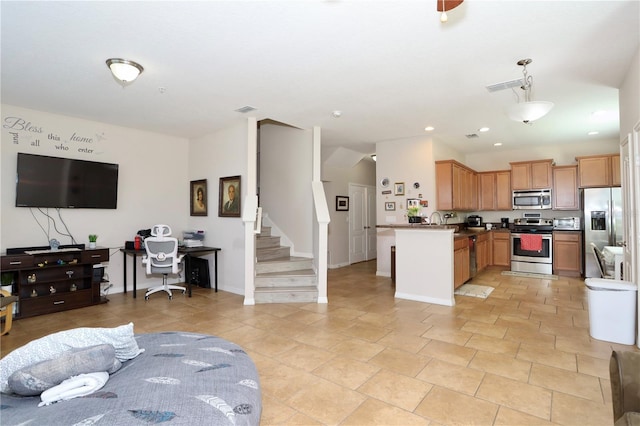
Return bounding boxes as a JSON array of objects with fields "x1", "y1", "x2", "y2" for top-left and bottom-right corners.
[{"x1": 8, "y1": 344, "x2": 119, "y2": 396}]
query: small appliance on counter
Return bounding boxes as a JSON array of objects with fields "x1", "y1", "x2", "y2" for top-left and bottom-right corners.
[
  {"x1": 553, "y1": 217, "x2": 581, "y2": 230},
  {"x1": 466, "y1": 215, "x2": 483, "y2": 227},
  {"x1": 501, "y1": 218, "x2": 509, "y2": 228}
]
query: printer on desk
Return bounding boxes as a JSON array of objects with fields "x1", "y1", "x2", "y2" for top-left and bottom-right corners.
[{"x1": 183, "y1": 230, "x2": 205, "y2": 248}]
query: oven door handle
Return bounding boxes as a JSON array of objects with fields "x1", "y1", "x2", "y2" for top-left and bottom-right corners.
[{"x1": 512, "y1": 233, "x2": 552, "y2": 239}]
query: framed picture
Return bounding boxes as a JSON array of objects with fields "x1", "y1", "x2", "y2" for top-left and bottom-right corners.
[
  {"x1": 219, "y1": 175, "x2": 241, "y2": 217},
  {"x1": 385, "y1": 201, "x2": 396, "y2": 211},
  {"x1": 336, "y1": 195, "x2": 349, "y2": 211},
  {"x1": 190, "y1": 179, "x2": 208, "y2": 216},
  {"x1": 394, "y1": 182, "x2": 405, "y2": 196},
  {"x1": 407, "y1": 198, "x2": 420, "y2": 208}
]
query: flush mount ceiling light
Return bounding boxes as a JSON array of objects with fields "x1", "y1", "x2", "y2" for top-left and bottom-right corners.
[
  {"x1": 106, "y1": 58, "x2": 144, "y2": 86},
  {"x1": 505, "y1": 58, "x2": 554, "y2": 124}
]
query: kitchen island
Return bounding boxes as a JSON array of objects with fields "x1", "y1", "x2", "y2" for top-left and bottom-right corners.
[{"x1": 378, "y1": 224, "x2": 466, "y2": 306}]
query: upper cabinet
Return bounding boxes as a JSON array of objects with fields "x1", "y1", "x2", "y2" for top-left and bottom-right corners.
[
  {"x1": 576, "y1": 154, "x2": 620, "y2": 188},
  {"x1": 478, "y1": 170, "x2": 512, "y2": 211},
  {"x1": 510, "y1": 159, "x2": 554, "y2": 190},
  {"x1": 436, "y1": 160, "x2": 478, "y2": 211},
  {"x1": 552, "y1": 165, "x2": 579, "y2": 210}
]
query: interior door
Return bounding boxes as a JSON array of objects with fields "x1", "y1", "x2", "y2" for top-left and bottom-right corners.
[
  {"x1": 365, "y1": 185, "x2": 377, "y2": 260},
  {"x1": 349, "y1": 184, "x2": 366, "y2": 264},
  {"x1": 349, "y1": 183, "x2": 377, "y2": 264}
]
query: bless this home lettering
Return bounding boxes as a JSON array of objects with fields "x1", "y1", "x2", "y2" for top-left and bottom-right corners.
[{"x1": 3, "y1": 116, "x2": 95, "y2": 153}]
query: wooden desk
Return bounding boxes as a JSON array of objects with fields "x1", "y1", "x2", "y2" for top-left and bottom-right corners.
[{"x1": 120, "y1": 246, "x2": 221, "y2": 298}]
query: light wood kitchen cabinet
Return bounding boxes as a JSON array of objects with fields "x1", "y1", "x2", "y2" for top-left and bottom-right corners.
[
  {"x1": 476, "y1": 232, "x2": 489, "y2": 273},
  {"x1": 510, "y1": 159, "x2": 553, "y2": 190},
  {"x1": 454, "y1": 237, "x2": 470, "y2": 289},
  {"x1": 576, "y1": 154, "x2": 620, "y2": 188},
  {"x1": 495, "y1": 171, "x2": 512, "y2": 210},
  {"x1": 492, "y1": 231, "x2": 511, "y2": 267},
  {"x1": 611, "y1": 154, "x2": 621, "y2": 186},
  {"x1": 552, "y1": 165, "x2": 579, "y2": 210},
  {"x1": 436, "y1": 160, "x2": 478, "y2": 211},
  {"x1": 553, "y1": 231, "x2": 582, "y2": 277},
  {"x1": 478, "y1": 170, "x2": 512, "y2": 211}
]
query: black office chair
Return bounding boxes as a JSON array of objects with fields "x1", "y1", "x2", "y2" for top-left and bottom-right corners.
[{"x1": 142, "y1": 225, "x2": 186, "y2": 300}]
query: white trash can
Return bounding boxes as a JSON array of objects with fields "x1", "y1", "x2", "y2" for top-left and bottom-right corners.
[{"x1": 585, "y1": 278, "x2": 637, "y2": 345}]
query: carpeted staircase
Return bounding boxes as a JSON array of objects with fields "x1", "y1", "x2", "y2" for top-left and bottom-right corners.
[{"x1": 254, "y1": 226, "x2": 318, "y2": 303}]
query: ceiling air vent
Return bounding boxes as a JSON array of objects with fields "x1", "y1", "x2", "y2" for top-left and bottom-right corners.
[
  {"x1": 485, "y1": 78, "x2": 523, "y2": 93},
  {"x1": 465, "y1": 133, "x2": 479, "y2": 139},
  {"x1": 234, "y1": 105, "x2": 257, "y2": 113}
]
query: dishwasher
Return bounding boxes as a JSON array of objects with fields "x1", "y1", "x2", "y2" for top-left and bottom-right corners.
[{"x1": 468, "y1": 235, "x2": 477, "y2": 279}]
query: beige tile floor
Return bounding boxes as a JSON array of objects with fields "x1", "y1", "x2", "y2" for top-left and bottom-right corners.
[{"x1": 2, "y1": 261, "x2": 638, "y2": 425}]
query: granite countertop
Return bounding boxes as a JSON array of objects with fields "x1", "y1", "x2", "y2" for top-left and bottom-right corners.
[{"x1": 376, "y1": 223, "x2": 511, "y2": 239}]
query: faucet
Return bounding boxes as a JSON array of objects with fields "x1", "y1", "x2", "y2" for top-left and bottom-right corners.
[{"x1": 429, "y1": 211, "x2": 442, "y2": 225}]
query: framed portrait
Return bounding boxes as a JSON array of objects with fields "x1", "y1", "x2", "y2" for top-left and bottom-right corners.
[
  {"x1": 385, "y1": 201, "x2": 396, "y2": 211},
  {"x1": 336, "y1": 196, "x2": 349, "y2": 211},
  {"x1": 394, "y1": 182, "x2": 405, "y2": 196},
  {"x1": 407, "y1": 198, "x2": 420, "y2": 208},
  {"x1": 219, "y1": 175, "x2": 241, "y2": 217},
  {"x1": 190, "y1": 179, "x2": 207, "y2": 216}
]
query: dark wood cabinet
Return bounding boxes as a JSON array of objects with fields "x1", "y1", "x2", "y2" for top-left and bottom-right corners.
[{"x1": 1, "y1": 248, "x2": 108, "y2": 318}]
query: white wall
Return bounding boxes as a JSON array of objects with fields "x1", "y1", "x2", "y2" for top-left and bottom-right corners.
[
  {"x1": 188, "y1": 119, "x2": 249, "y2": 295},
  {"x1": 322, "y1": 157, "x2": 376, "y2": 268},
  {"x1": 259, "y1": 123, "x2": 313, "y2": 256},
  {"x1": 1, "y1": 104, "x2": 189, "y2": 293},
  {"x1": 619, "y1": 47, "x2": 639, "y2": 135}
]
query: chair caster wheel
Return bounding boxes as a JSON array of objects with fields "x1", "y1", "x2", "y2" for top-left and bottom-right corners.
[
  {"x1": 169, "y1": 295, "x2": 173, "y2": 300},
  {"x1": 145, "y1": 295, "x2": 149, "y2": 300}
]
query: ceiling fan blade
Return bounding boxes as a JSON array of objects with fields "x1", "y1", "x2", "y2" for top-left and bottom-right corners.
[{"x1": 437, "y1": 0, "x2": 464, "y2": 12}]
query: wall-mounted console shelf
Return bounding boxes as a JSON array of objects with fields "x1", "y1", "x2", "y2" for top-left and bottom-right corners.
[{"x1": 1, "y1": 246, "x2": 109, "y2": 318}]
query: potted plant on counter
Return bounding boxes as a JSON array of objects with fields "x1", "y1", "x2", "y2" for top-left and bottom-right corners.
[
  {"x1": 88, "y1": 234, "x2": 98, "y2": 249},
  {"x1": 407, "y1": 206, "x2": 421, "y2": 223}
]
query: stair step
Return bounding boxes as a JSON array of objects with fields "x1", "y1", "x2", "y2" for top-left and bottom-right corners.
[
  {"x1": 256, "y1": 256, "x2": 313, "y2": 273},
  {"x1": 256, "y1": 246, "x2": 290, "y2": 261},
  {"x1": 259, "y1": 226, "x2": 272, "y2": 237},
  {"x1": 255, "y1": 269, "x2": 316, "y2": 287},
  {"x1": 256, "y1": 235, "x2": 281, "y2": 249},
  {"x1": 254, "y1": 286, "x2": 318, "y2": 303}
]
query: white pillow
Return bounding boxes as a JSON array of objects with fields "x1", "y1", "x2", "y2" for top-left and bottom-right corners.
[{"x1": 0, "y1": 323, "x2": 143, "y2": 394}]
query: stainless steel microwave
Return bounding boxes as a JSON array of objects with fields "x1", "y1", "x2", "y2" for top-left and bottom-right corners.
[{"x1": 512, "y1": 189, "x2": 552, "y2": 210}]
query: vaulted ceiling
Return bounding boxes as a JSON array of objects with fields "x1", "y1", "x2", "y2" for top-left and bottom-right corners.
[{"x1": 2, "y1": 1, "x2": 638, "y2": 155}]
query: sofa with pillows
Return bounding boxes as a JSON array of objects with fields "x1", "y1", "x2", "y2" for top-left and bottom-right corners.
[{"x1": 0, "y1": 323, "x2": 262, "y2": 425}]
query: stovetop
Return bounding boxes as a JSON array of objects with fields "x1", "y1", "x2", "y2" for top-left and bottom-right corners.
[{"x1": 513, "y1": 217, "x2": 553, "y2": 233}]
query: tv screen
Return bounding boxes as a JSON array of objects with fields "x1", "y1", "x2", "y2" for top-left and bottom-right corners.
[{"x1": 16, "y1": 153, "x2": 119, "y2": 209}]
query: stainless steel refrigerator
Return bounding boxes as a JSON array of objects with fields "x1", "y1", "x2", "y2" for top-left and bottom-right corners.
[{"x1": 583, "y1": 187, "x2": 623, "y2": 278}]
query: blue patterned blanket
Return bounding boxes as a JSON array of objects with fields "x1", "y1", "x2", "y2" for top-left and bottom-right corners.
[{"x1": 1, "y1": 332, "x2": 262, "y2": 425}]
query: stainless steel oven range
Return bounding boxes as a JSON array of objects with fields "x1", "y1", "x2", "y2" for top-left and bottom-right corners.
[{"x1": 511, "y1": 216, "x2": 554, "y2": 275}]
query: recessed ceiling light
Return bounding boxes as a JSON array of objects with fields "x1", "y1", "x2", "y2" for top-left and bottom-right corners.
[
  {"x1": 494, "y1": 142, "x2": 502, "y2": 146},
  {"x1": 424, "y1": 126, "x2": 435, "y2": 131},
  {"x1": 588, "y1": 131, "x2": 599, "y2": 136},
  {"x1": 479, "y1": 127, "x2": 490, "y2": 132},
  {"x1": 332, "y1": 110, "x2": 342, "y2": 118}
]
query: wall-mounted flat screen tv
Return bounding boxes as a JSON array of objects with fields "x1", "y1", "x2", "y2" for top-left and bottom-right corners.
[{"x1": 16, "y1": 153, "x2": 119, "y2": 209}]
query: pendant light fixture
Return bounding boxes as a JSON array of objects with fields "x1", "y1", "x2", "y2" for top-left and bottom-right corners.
[
  {"x1": 106, "y1": 58, "x2": 144, "y2": 86},
  {"x1": 437, "y1": 0, "x2": 463, "y2": 23},
  {"x1": 505, "y1": 59, "x2": 554, "y2": 124}
]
